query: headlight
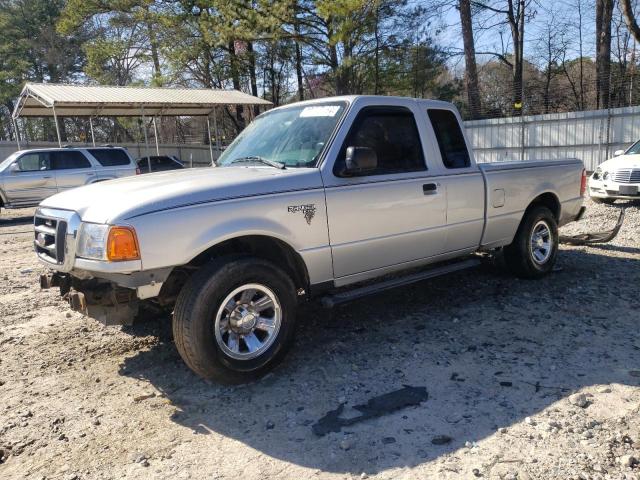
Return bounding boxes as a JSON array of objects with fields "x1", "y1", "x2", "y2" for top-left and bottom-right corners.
[
  {"x1": 76, "y1": 223, "x2": 140, "y2": 262},
  {"x1": 593, "y1": 168, "x2": 602, "y2": 180},
  {"x1": 76, "y1": 223, "x2": 109, "y2": 260},
  {"x1": 603, "y1": 171, "x2": 609, "y2": 180}
]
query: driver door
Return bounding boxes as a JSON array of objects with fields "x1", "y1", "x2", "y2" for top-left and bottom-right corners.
[
  {"x1": 322, "y1": 104, "x2": 448, "y2": 282},
  {"x1": 3, "y1": 152, "x2": 57, "y2": 205}
]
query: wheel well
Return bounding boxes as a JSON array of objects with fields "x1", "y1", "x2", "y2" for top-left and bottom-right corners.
[
  {"x1": 158, "y1": 235, "x2": 310, "y2": 306},
  {"x1": 527, "y1": 192, "x2": 560, "y2": 221}
]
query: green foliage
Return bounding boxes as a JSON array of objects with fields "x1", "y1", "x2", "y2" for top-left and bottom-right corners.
[
  {"x1": 0, "y1": 0, "x2": 86, "y2": 105},
  {"x1": 0, "y1": 0, "x2": 89, "y2": 140},
  {"x1": 0, "y1": 0, "x2": 461, "y2": 139}
]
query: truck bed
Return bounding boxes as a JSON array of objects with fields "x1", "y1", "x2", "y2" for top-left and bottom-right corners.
[{"x1": 479, "y1": 159, "x2": 585, "y2": 248}]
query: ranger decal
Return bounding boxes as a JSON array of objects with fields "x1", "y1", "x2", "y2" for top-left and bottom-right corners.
[{"x1": 287, "y1": 204, "x2": 316, "y2": 225}]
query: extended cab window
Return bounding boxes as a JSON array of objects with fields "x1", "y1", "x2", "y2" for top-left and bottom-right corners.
[
  {"x1": 89, "y1": 149, "x2": 131, "y2": 166},
  {"x1": 51, "y1": 151, "x2": 91, "y2": 170},
  {"x1": 428, "y1": 109, "x2": 471, "y2": 169},
  {"x1": 335, "y1": 106, "x2": 425, "y2": 176},
  {"x1": 16, "y1": 152, "x2": 50, "y2": 171}
]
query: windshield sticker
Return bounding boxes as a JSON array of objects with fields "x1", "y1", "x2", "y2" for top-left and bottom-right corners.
[
  {"x1": 288, "y1": 204, "x2": 316, "y2": 225},
  {"x1": 299, "y1": 106, "x2": 340, "y2": 118}
]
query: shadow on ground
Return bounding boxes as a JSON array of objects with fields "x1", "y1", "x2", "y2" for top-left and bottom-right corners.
[
  {"x1": 119, "y1": 248, "x2": 640, "y2": 474},
  {"x1": 0, "y1": 212, "x2": 33, "y2": 227}
]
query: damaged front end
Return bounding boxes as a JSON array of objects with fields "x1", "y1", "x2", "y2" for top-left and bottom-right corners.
[{"x1": 40, "y1": 272, "x2": 139, "y2": 326}]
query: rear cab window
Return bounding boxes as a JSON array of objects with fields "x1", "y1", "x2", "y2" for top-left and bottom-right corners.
[
  {"x1": 427, "y1": 109, "x2": 471, "y2": 169},
  {"x1": 88, "y1": 149, "x2": 132, "y2": 167}
]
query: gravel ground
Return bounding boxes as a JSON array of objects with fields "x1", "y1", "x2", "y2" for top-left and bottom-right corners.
[{"x1": 1, "y1": 198, "x2": 639, "y2": 480}]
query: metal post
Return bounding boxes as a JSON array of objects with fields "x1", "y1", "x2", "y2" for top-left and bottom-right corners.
[
  {"x1": 20, "y1": 118, "x2": 27, "y2": 147},
  {"x1": 605, "y1": 106, "x2": 612, "y2": 160},
  {"x1": 141, "y1": 106, "x2": 151, "y2": 172},
  {"x1": 597, "y1": 113, "x2": 604, "y2": 165},
  {"x1": 520, "y1": 113, "x2": 525, "y2": 161},
  {"x1": 11, "y1": 116, "x2": 20, "y2": 150},
  {"x1": 206, "y1": 114, "x2": 215, "y2": 166},
  {"x1": 89, "y1": 117, "x2": 96, "y2": 147},
  {"x1": 152, "y1": 117, "x2": 160, "y2": 156},
  {"x1": 213, "y1": 106, "x2": 221, "y2": 159},
  {"x1": 52, "y1": 105, "x2": 62, "y2": 147}
]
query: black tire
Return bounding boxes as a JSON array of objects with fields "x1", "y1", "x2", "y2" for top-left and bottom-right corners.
[
  {"x1": 173, "y1": 256, "x2": 297, "y2": 383},
  {"x1": 504, "y1": 206, "x2": 558, "y2": 279},
  {"x1": 591, "y1": 197, "x2": 616, "y2": 205}
]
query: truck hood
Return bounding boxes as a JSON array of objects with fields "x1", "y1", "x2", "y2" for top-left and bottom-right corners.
[
  {"x1": 40, "y1": 166, "x2": 324, "y2": 224},
  {"x1": 598, "y1": 154, "x2": 640, "y2": 171}
]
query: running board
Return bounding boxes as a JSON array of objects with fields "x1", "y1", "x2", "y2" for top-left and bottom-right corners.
[{"x1": 320, "y1": 258, "x2": 482, "y2": 308}]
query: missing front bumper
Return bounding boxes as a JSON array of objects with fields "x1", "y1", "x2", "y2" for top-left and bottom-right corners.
[{"x1": 40, "y1": 273, "x2": 139, "y2": 326}]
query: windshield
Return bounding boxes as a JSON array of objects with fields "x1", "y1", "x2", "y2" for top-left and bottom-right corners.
[
  {"x1": 217, "y1": 101, "x2": 347, "y2": 168},
  {"x1": 0, "y1": 151, "x2": 20, "y2": 171},
  {"x1": 626, "y1": 140, "x2": 640, "y2": 155}
]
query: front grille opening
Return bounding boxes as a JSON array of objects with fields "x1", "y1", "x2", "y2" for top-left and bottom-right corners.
[
  {"x1": 612, "y1": 169, "x2": 640, "y2": 184},
  {"x1": 34, "y1": 216, "x2": 67, "y2": 264}
]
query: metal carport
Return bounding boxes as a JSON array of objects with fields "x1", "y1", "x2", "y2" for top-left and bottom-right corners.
[{"x1": 12, "y1": 83, "x2": 272, "y2": 165}]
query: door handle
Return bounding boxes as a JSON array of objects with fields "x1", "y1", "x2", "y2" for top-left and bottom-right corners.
[
  {"x1": 423, "y1": 183, "x2": 438, "y2": 195},
  {"x1": 43, "y1": 176, "x2": 52, "y2": 179}
]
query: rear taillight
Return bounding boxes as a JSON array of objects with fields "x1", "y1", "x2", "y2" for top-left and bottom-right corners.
[
  {"x1": 580, "y1": 168, "x2": 587, "y2": 196},
  {"x1": 135, "y1": 167, "x2": 141, "y2": 175}
]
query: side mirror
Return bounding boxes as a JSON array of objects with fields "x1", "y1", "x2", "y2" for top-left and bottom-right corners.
[
  {"x1": 342, "y1": 146, "x2": 378, "y2": 176},
  {"x1": 9, "y1": 163, "x2": 20, "y2": 173},
  {"x1": 614, "y1": 149, "x2": 625, "y2": 157}
]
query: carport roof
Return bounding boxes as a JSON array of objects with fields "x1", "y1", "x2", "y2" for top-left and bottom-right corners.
[{"x1": 13, "y1": 83, "x2": 272, "y2": 118}]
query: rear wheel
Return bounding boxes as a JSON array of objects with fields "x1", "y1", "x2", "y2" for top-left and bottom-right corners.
[
  {"x1": 172, "y1": 257, "x2": 297, "y2": 383},
  {"x1": 504, "y1": 206, "x2": 558, "y2": 279}
]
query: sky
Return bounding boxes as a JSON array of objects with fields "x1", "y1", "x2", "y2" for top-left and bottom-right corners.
[{"x1": 432, "y1": 0, "x2": 605, "y2": 73}]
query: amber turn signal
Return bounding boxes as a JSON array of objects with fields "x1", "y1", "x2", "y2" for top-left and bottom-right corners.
[{"x1": 106, "y1": 226, "x2": 140, "y2": 261}]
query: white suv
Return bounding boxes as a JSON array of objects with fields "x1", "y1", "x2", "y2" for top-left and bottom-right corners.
[{"x1": 0, "y1": 146, "x2": 137, "y2": 211}]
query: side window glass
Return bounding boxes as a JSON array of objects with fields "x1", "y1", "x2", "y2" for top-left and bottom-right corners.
[
  {"x1": 16, "y1": 153, "x2": 50, "y2": 172},
  {"x1": 335, "y1": 106, "x2": 426, "y2": 177},
  {"x1": 51, "y1": 151, "x2": 91, "y2": 170},
  {"x1": 88, "y1": 149, "x2": 131, "y2": 166},
  {"x1": 427, "y1": 109, "x2": 471, "y2": 169}
]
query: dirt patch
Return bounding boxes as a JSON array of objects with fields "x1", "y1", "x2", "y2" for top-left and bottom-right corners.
[{"x1": 1, "y1": 199, "x2": 640, "y2": 480}]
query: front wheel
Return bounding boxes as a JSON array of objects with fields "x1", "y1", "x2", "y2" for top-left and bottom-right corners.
[
  {"x1": 504, "y1": 206, "x2": 558, "y2": 279},
  {"x1": 172, "y1": 257, "x2": 297, "y2": 383}
]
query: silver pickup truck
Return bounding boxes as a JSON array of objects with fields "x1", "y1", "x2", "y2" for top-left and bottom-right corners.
[{"x1": 35, "y1": 96, "x2": 586, "y2": 383}]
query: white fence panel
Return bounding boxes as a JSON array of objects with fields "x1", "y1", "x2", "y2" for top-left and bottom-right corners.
[{"x1": 464, "y1": 106, "x2": 640, "y2": 171}]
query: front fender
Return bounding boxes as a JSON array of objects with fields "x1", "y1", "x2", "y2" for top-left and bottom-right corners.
[
  {"x1": 131, "y1": 189, "x2": 331, "y2": 275},
  {"x1": 189, "y1": 216, "x2": 295, "y2": 258}
]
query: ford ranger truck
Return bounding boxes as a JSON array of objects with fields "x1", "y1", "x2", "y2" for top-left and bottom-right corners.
[{"x1": 35, "y1": 96, "x2": 587, "y2": 383}]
